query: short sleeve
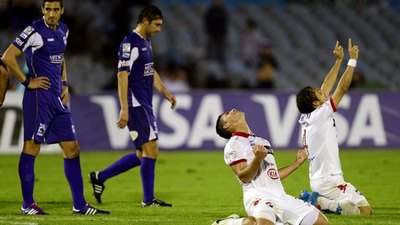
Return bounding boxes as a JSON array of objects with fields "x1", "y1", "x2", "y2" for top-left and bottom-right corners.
[
  {"x1": 117, "y1": 38, "x2": 138, "y2": 73},
  {"x1": 13, "y1": 25, "x2": 38, "y2": 52},
  {"x1": 224, "y1": 139, "x2": 247, "y2": 166}
]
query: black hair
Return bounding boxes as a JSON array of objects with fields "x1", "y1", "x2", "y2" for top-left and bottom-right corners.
[
  {"x1": 137, "y1": 5, "x2": 163, "y2": 24},
  {"x1": 42, "y1": 0, "x2": 63, "y2": 8},
  {"x1": 296, "y1": 86, "x2": 318, "y2": 114},
  {"x1": 215, "y1": 113, "x2": 232, "y2": 139}
]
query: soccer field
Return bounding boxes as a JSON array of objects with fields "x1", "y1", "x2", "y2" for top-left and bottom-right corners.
[{"x1": 0, "y1": 150, "x2": 399, "y2": 225}]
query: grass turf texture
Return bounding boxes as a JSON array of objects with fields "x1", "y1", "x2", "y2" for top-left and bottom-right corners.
[{"x1": 0, "y1": 150, "x2": 399, "y2": 225}]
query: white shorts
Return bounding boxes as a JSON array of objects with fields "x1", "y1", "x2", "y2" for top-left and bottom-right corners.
[
  {"x1": 310, "y1": 175, "x2": 370, "y2": 207},
  {"x1": 245, "y1": 195, "x2": 317, "y2": 225}
]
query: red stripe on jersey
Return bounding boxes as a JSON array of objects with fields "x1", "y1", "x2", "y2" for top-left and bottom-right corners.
[
  {"x1": 232, "y1": 132, "x2": 250, "y2": 137},
  {"x1": 229, "y1": 159, "x2": 247, "y2": 166},
  {"x1": 329, "y1": 97, "x2": 337, "y2": 112}
]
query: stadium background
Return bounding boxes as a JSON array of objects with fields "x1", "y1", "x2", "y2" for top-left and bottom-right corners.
[{"x1": 0, "y1": 0, "x2": 399, "y2": 152}]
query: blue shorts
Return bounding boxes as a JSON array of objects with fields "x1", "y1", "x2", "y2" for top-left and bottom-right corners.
[
  {"x1": 127, "y1": 106, "x2": 158, "y2": 149},
  {"x1": 23, "y1": 90, "x2": 76, "y2": 144}
]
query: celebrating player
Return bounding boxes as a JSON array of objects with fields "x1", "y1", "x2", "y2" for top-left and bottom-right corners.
[
  {"x1": 1, "y1": 0, "x2": 109, "y2": 215},
  {"x1": 296, "y1": 39, "x2": 372, "y2": 216},
  {"x1": 89, "y1": 5, "x2": 176, "y2": 207},
  {"x1": 215, "y1": 108, "x2": 329, "y2": 225},
  {"x1": 0, "y1": 54, "x2": 10, "y2": 107}
]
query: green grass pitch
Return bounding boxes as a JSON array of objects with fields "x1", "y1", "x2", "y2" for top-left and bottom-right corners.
[{"x1": 0, "y1": 150, "x2": 399, "y2": 225}]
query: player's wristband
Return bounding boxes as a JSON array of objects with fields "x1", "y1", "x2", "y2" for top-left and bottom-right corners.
[
  {"x1": 347, "y1": 59, "x2": 357, "y2": 67},
  {"x1": 62, "y1": 81, "x2": 68, "y2": 86},
  {"x1": 21, "y1": 78, "x2": 30, "y2": 87}
]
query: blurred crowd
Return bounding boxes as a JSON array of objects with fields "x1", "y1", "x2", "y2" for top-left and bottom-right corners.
[{"x1": 0, "y1": 0, "x2": 398, "y2": 94}]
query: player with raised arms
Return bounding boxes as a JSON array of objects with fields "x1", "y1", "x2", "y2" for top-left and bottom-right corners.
[{"x1": 296, "y1": 39, "x2": 372, "y2": 216}]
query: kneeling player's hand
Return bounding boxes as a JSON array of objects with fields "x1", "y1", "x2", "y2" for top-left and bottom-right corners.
[{"x1": 295, "y1": 149, "x2": 308, "y2": 166}]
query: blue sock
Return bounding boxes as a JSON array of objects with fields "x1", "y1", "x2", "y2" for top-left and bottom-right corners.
[
  {"x1": 19, "y1": 153, "x2": 36, "y2": 208},
  {"x1": 64, "y1": 157, "x2": 86, "y2": 209},
  {"x1": 98, "y1": 153, "x2": 141, "y2": 183},
  {"x1": 141, "y1": 157, "x2": 156, "y2": 203}
]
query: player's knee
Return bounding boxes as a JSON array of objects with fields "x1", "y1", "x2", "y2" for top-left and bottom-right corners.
[
  {"x1": 359, "y1": 206, "x2": 373, "y2": 216},
  {"x1": 255, "y1": 218, "x2": 274, "y2": 225},
  {"x1": 61, "y1": 142, "x2": 80, "y2": 158},
  {"x1": 242, "y1": 216, "x2": 256, "y2": 225},
  {"x1": 314, "y1": 213, "x2": 329, "y2": 225},
  {"x1": 23, "y1": 140, "x2": 41, "y2": 156},
  {"x1": 141, "y1": 141, "x2": 159, "y2": 158}
]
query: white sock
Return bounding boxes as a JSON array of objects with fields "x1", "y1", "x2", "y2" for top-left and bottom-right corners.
[
  {"x1": 225, "y1": 218, "x2": 244, "y2": 225},
  {"x1": 339, "y1": 200, "x2": 360, "y2": 215},
  {"x1": 317, "y1": 196, "x2": 341, "y2": 213}
]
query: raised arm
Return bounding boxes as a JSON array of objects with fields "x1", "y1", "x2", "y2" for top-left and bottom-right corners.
[
  {"x1": 153, "y1": 70, "x2": 176, "y2": 109},
  {"x1": 331, "y1": 38, "x2": 359, "y2": 108},
  {"x1": 278, "y1": 149, "x2": 308, "y2": 180},
  {"x1": 320, "y1": 41, "x2": 344, "y2": 97}
]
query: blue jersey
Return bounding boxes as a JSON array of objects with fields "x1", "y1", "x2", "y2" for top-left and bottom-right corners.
[
  {"x1": 13, "y1": 18, "x2": 75, "y2": 143},
  {"x1": 13, "y1": 17, "x2": 68, "y2": 97},
  {"x1": 117, "y1": 31, "x2": 154, "y2": 110}
]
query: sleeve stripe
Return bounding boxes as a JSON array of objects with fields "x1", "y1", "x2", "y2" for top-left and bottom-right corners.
[
  {"x1": 330, "y1": 97, "x2": 337, "y2": 112},
  {"x1": 229, "y1": 159, "x2": 247, "y2": 166}
]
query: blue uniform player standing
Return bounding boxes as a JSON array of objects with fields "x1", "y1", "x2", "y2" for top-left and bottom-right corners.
[
  {"x1": 89, "y1": 5, "x2": 177, "y2": 207},
  {"x1": 1, "y1": 0, "x2": 109, "y2": 215}
]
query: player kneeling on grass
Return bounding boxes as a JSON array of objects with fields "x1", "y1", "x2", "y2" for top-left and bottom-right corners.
[
  {"x1": 214, "y1": 108, "x2": 329, "y2": 225},
  {"x1": 296, "y1": 39, "x2": 372, "y2": 216}
]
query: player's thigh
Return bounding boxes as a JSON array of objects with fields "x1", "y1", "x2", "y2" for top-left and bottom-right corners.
[
  {"x1": 247, "y1": 199, "x2": 276, "y2": 224},
  {"x1": 46, "y1": 113, "x2": 77, "y2": 144},
  {"x1": 311, "y1": 176, "x2": 348, "y2": 200},
  {"x1": 281, "y1": 196, "x2": 316, "y2": 225},
  {"x1": 22, "y1": 92, "x2": 47, "y2": 142},
  {"x1": 128, "y1": 106, "x2": 158, "y2": 155},
  {"x1": 315, "y1": 179, "x2": 370, "y2": 208}
]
